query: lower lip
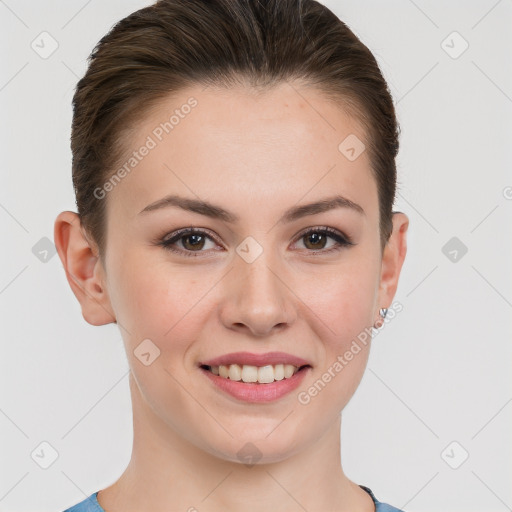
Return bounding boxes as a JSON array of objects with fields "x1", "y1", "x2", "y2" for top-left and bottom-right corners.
[{"x1": 200, "y1": 366, "x2": 311, "y2": 403}]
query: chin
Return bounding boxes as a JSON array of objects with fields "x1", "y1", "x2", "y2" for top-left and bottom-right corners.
[{"x1": 197, "y1": 425, "x2": 309, "y2": 466}]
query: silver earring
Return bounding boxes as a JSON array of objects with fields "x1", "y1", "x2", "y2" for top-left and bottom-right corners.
[{"x1": 373, "y1": 308, "x2": 388, "y2": 329}]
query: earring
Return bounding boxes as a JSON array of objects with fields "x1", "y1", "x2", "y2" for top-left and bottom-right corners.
[{"x1": 373, "y1": 308, "x2": 388, "y2": 329}]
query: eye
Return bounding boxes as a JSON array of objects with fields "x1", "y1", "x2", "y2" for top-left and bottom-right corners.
[
  {"x1": 158, "y1": 228, "x2": 221, "y2": 257},
  {"x1": 293, "y1": 226, "x2": 354, "y2": 254},
  {"x1": 157, "y1": 226, "x2": 354, "y2": 258}
]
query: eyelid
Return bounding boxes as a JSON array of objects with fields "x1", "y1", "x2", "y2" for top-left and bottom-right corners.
[
  {"x1": 161, "y1": 226, "x2": 222, "y2": 245},
  {"x1": 294, "y1": 226, "x2": 354, "y2": 246},
  {"x1": 159, "y1": 227, "x2": 224, "y2": 257},
  {"x1": 157, "y1": 225, "x2": 354, "y2": 257}
]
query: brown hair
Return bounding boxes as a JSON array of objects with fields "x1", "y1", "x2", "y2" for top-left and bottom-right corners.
[{"x1": 71, "y1": 0, "x2": 400, "y2": 261}]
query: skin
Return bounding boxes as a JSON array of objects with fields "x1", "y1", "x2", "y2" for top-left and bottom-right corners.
[{"x1": 55, "y1": 81, "x2": 408, "y2": 512}]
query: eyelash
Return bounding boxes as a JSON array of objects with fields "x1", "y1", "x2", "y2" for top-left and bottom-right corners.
[{"x1": 156, "y1": 226, "x2": 354, "y2": 258}]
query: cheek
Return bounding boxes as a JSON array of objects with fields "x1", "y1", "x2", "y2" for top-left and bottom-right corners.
[
  {"x1": 302, "y1": 259, "x2": 378, "y2": 345},
  {"x1": 295, "y1": 255, "x2": 378, "y2": 405},
  {"x1": 107, "y1": 252, "x2": 208, "y2": 345},
  {"x1": 109, "y1": 257, "x2": 211, "y2": 412},
  {"x1": 296, "y1": 278, "x2": 373, "y2": 418}
]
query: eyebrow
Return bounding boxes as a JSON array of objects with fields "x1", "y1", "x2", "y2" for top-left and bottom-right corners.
[{"x1": 139, "y1": 193, "x2": 365, "y2": 223}]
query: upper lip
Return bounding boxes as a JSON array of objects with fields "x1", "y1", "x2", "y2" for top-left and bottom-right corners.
[{"x1": 199, "y1": 351, "x2": 312, "y2": 368}]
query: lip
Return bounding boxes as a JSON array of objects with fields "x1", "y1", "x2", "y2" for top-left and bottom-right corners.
[
  {"x1": 200, "y1": 365, "x2": 311, "y2": 403},
  {"x1": 199, "y1": 351, "x2": 312, "y2": 368}
]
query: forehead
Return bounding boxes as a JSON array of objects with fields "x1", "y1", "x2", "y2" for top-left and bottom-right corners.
[{"x1": 106, "y1": 81, "x2": 377, "y2": 224}]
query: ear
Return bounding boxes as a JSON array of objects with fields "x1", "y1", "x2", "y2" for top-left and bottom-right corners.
[
  {"x1": 54, "y1": 211, "x2": 116, "y2": 326},
  {"x1": 375, "y1": 212, "x2": 409, "y2": 322}
]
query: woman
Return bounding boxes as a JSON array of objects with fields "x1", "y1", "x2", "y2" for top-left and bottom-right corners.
[{"x1": 55, "y1": 0, "x2": 409, "y2": 510}]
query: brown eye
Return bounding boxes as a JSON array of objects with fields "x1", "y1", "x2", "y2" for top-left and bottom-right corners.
[
  {"x1": 302, "y1": 231, "x2": 328, "y2": 250},
  {"x1": 180, "y1": 233, "x2": 207, "y2": 251},
  {"x1": 294, "y1": 227, "x2": 354, "y2": 254},
  {"x1": 159, "y1": 228, "x2": 218, "y2": 257},
  {"x1": 158, "y1": 226, "x2": 354, "y2": 258}
]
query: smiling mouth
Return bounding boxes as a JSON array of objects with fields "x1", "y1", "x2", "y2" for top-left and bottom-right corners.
[{"x1": 200, "y1": 363, "x2": 311, "y2": 384}]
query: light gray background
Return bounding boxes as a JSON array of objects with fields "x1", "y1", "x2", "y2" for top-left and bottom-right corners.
[{"x1": 1, "y1": 1, "x2": 511, "y2": 511}]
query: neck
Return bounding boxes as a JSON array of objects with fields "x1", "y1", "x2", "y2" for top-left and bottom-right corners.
[{"x1": 97, "y1": 374, "x2": 375, "y2": 512}]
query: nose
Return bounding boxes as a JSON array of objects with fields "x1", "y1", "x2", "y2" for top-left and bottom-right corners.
[{"x1": 219, "y1": 251, "x2": 296, "y2": 337}]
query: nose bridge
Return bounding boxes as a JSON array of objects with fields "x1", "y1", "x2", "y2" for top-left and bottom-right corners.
[
  {"x1": 240, "y1": 244, "x2": 283, "y2": 302},
  {"x1": 224, "y1": 240, "x2": 293, "y2": 334}
]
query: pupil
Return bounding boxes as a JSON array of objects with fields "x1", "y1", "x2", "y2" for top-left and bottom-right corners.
[
  {"x1": 184, "y1": 234, "x2": 204, "y2": 250},
  {"x1": 181, "y1": 232, "x2": 328, "y2": 251},
  {"x1": 306, "y1": 232, "x2": 325, "y2": 249}
]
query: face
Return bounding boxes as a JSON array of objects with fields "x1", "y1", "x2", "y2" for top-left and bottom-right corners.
[{"x1": 57, "y1": 81, "x2": 407, "y2": 464}]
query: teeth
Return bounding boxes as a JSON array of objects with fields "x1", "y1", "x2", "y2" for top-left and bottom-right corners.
[
  {"x1": 228, "y1": 364, "x2": 242, "y2": 381},
  {"x1": 258, "y1": 365, "x2": 274, "y2": 384},
  {"x1": 241, "y1": 365, "x2": 258, "y2": 383},
  {"x1": 273, "y1": 364, "x2": 285, "y2": 381},
  {"x1": 284, "y1": 364, "x2": 295, "y2": 378},
  {"x1": 206, "y1": 363, "x2": 302, "y2": 384}
]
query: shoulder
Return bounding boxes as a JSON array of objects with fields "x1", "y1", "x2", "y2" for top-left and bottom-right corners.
[
  {"x1": 376, "y1": 503, "x2": 407, "y2": 512},
  {"x1": 67, "y1": 486, "x2": 405, "y2": 512},
  {"x1": 359, "y1": 485, "x2": 407, "y2": 512},
  {"x1": 62, "y1": 492, "x2": 105, "y2": 512}
]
